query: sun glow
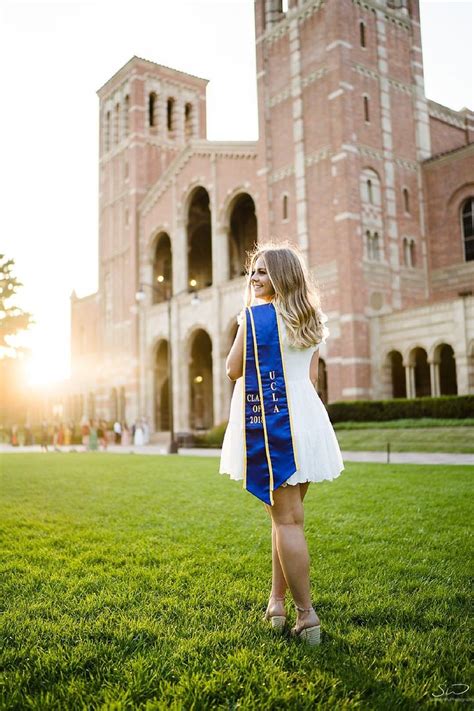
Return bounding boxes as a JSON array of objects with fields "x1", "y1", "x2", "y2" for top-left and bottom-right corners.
[{"x1": 13, "y1": 326, "x2": 70, "y2": 386}]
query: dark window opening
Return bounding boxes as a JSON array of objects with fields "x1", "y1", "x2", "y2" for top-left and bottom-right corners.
[
  {"x1": 367, "y1": 179, "x2": 373, "y2": 204},
  {"x1": 185, "y1": 102, "x2": 193, "y2": 138},
  {"x1": 462, "y1": 197, "x2": 474, "y2": 261},
  {"x1": 403, "y1": 187, "x2": 410, "y2": 213},
  {"x1": 167, "y1": 98, "x2": 175, "y2": 133},
  {"x1": 149, "y1": 92, "x2": 157, "y2": 127},
  {"x1": 363, "y1": 95, "x2": 370, "y2": 122}
]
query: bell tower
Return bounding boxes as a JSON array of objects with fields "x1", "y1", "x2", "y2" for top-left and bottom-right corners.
[
  {"x1": 95, "y1": 57, "x2": 208, "y2": 420},
  {"x1": 254, "y1": 0, "x2": 432, "y2": 400}
]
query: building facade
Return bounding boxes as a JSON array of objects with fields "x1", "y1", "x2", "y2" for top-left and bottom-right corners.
[{"x1": 70, "y1": 0, "x2": 474, "y2": 436}]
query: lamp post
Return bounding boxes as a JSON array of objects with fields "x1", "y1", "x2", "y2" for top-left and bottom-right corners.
[{"x1": 135, "y1": 279, "x2": 200, "y2": 453}]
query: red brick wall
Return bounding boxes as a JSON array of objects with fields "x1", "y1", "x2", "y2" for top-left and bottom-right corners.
[
  {"x1": 429, "y1": 116, "x2": 467, "y2": 157},
  {"x1": 423, "y1": 146, "x2": 474, "y2": 298}
]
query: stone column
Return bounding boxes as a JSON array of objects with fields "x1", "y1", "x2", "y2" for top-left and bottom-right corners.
[
  {"x1": 211, "y1": 318, "x2": 224, "y2": 428},
  {"x1": 404, "y1": 363, "x2": 414, "y2": 398},
  {"x1": 175, "y1": 96, "x2": 185, "y2": 145},
  {"x1": 455, "y1": 354, "x2": 470, "y2": 395},
  {"x1": 172, "y1": 177, "x2": 188, "y2": 295},
  {"x1": 158, "y1": 93, "x2": 166, "y2": 142},
  {"x1": 170, "y1": 298, "x2": 187, "y2": 435},
  {"x1": 429, "y1": 360, "x2": 440, "y2": 397}
]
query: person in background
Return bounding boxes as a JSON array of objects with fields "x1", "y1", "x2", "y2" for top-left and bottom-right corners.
[
  {"x1": 121, "y1": 423, "x2": 130, "y2": 447},
  {"x1": 24, "y1": 424, "x2": 33, "y2": 446},
  {"x1": 81, "y1": 418, "x2": 90, "y2": 450},
  {"x1": 97, "y1": 420, "x2": 107, "y2": 450},
  {"x1": 40, "y1": 421, "x2": 49, "y2": 452},
  {"x1": 88, "y1": 420, "x2": 99, "y2": 451},
  {"x1": 10, "y1": 425, "x2": 19, "y2": 447},
  {"x1": 53, "y1": 424, "x2": 60, "y2": 452},
  {"x1": 133, "y1": 420, "x2": 144, "y2": 446},
  {"x1": 113, "y1": 420, "x2": 122, "y2": 445}
]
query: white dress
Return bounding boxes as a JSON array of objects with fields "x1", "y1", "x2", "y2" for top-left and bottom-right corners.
[{"x1": 219, "y1": 315, "x2": 345, "y2": 486}]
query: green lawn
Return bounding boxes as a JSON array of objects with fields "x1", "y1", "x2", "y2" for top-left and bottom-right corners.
[
  {"x1": 1, "y1": 454, "x2": 472, "y2": 709},
  {"x1": 333, "y1": 422, "x2": 474, "y2": 454}
]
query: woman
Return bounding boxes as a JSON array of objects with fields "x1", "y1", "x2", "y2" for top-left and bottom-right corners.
[{"x1": 219, "y1": 242, "x2": 344, "y2": 645}]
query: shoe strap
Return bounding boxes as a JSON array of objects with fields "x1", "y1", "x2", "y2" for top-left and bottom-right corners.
[{"x1": 295, "y1": 604, "x2": 314, "y2": 613}]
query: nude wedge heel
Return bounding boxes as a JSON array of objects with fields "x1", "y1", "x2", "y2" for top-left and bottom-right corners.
[
  {"x1": 292, "y1": 605, "x2": 321, "y2": 646},
  {"x1": 264, "y1": 596, "x2": 287, "y2": 633},
  {"x1": 297, "y1": 624, "x2": 321, "y2": 646},
  {"x1": 269, "y1": 615, "x2": 286, "y2": 632}
]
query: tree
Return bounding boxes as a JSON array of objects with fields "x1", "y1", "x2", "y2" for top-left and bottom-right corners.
[{"x1": 0, "y1": 254, "x2": 33, "y2": 351}]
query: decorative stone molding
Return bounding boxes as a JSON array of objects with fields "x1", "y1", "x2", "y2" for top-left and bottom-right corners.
[
  {"x1": 140, "y1": 141, "x2": 257, "y2": 217},
  {"x1": 352, "y1": 62, "x2": 414, "y2": 97},
  {"x1": 351, "y1": 0, "x2": 410, "y2": 30},
  {"x1": 428, "y1": 100, "x2": 467, "y2": 129},
  {"x1": 258, "y1": 0, "x2": 326, "y2": 46}
]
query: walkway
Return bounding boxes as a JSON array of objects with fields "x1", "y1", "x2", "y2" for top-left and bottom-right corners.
[{"x1": 1, "y1": 444, "x2": 472, "y2": 465}]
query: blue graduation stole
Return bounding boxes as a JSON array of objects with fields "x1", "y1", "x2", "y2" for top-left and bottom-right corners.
[{"x1": 243, "y1": 302, "x2": 299, "y2": 505}]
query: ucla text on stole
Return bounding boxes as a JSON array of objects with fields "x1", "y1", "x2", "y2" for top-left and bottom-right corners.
[{"x1": 247, "y1": 370, "x2": 281, "y2": 425}]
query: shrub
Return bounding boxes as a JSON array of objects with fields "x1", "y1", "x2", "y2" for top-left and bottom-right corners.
[
  {"x1": 327, "y1": 395, "x2": 474, "y2": 423},
  {"x1": 193, "y1": 422, "x2": 227, "y2": 448}
]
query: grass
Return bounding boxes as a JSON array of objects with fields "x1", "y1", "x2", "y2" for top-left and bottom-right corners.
[
  {"x1": 332, "y1": 422, "x2": 474, "y2": 454},
  {"x1": 1, "y1": 453, "x2": 472, "y2": 709}
]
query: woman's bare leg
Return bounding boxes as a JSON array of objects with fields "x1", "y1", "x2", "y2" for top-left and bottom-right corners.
[
  {"x1": 270, "y1": 483, "x2": 319, "y2": 630},
  {"x1": 266, "y1": 483, "x2": 311, "y2": 616}
]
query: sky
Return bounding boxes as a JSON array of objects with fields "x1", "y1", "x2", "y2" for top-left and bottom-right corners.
[{"x1": 1, "y1": 0, "x2": 473, "y2": 384}]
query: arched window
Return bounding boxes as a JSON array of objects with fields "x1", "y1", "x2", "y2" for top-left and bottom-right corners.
[
  {"x1": 366, "y1": 230, "x2": 381, "y2": 261},
  {"x1": 105, "y1": 111, "x2": 111, "y2": 152},
  {"x1": 167, "y1": 98, "x2": 175, "y2": 135},
  {"x1": 403, "y1": 237, "x2": 410, "y2": 266},
  {"x1": 152, "y1": 233, "x2": 172, "y2": 303},
  {"x1": 403, "y1": 237, "x2": 416, "y2": 267},
  {"x1": 282, "y1": 194, "x2": 289, "y2": 221},
  {"x1": 409, "y1": 239, "x2": 416, "y2": 267},
  {"x1": 228, "y1": 193, "x2": 257, "y2": 279},
  {"x1": 367, "y1": 179, "x2": 373, "y2": 204},
  {"x1": 114, "y1": 103, "x2": 120, "y2": 145},
  {"x1": 403, "y1": 187, "x2": 410, "y2": 213},
  {"x1": 373, "y1": 232, "x2": 380, "y2": 260},
  {"x1": 360, "y1": 168, "x2": 381, "y2": 207},
  {"x1": 187, "y1": 187, "x2": 212, "y2": 289},
  {"x1": 359, "y1": 20, "x2": 366, "y2": 47},
  {"x1": 149, "y1": 92, "x2": 157, "y2": 128},
  {"x1": 462, "y1": 197, "x2": 474, "y2": 261},
  {"x1": 123, "y1": 95, "x2": 130, "y2": 136},
  {"x1": 185, "y1": 102, "x2": 193, "y2": 139},
  {"x1": 363, "y1": 95, "x2": 370, "y2": 122}
]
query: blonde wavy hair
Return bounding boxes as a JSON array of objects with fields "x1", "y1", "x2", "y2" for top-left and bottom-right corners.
[{"x1": 243, "y1": 241, "x2": 329, "y2": 349}]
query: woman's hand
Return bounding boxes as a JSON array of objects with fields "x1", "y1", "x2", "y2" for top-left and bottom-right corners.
[{"x1": 226, "y1": 320, "x2": 245, "y2": 380}]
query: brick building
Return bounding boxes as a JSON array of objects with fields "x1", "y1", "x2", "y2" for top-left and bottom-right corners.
[{"x1": 70, "y1": 0, "x2": 474, "y2": 437}]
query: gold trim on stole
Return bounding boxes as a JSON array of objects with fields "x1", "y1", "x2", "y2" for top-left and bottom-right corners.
[
  {"x1": 242, "y1": 310, "x2": 248, "y2": 490},
  {"x1": 248, "y1": 307, "x2": 275, "y2": 505},
  {"x1": 274, "y1": 308, "x2": 299, "y2": 472}
]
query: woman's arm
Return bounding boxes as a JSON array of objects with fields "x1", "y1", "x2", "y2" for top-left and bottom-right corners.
[
  {"x1": 226, "y1": 321, "x2": 245, "y2": 380},
  {"x1": 309, "y1": 348, "x2": 319, "y2": 388}
]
